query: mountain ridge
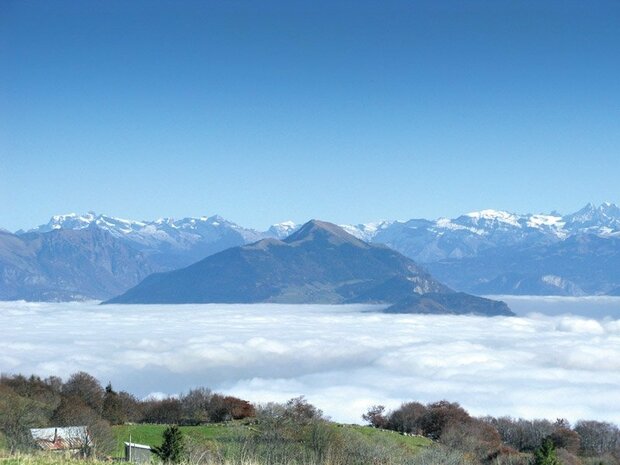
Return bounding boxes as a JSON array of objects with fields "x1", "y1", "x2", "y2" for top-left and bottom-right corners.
[
  {"x1": 0, "y1": 227, "x2": 156, "y2": 300},
  {"x1": 3, "y1": 203, "x2": 620, "y2": 300},
  {"x1": 105, "y1": 220, "x2": 512, "y2": 316}
]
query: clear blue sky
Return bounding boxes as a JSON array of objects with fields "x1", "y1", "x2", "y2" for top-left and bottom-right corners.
[{"x1": 1, "y1": 0, "x2": 619, "y2": 231}]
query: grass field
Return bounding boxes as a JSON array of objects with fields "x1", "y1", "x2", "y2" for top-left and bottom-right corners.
[
  {"x1": 112, "y1": 423, "x2": 431, "y2": 458},
  {"x1": 0, "y1": 455, "x2": 107, "y2": 465},
  {"x1": 112, "y1": 423, "x2": 240, "y2": 456},
  {"x1": 342, "y1": 425, "x2": 431, "y2": 452},
  {"x1": 0, "y1": 423, "x2": 431, "y2": 464}
]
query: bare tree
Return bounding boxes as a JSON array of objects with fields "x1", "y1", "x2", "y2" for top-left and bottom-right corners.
[
  {"x1": 417, "y1": 400, "x2": 471, "y2": 440},
  {"x1": 387, "y1": 402, "x2": 426, "y2": 433},
  {"x1": 548, "y1": 428, "x2": 581, "y2": 455},
  {"x1": 0, "y1": 385, "x2": 46, "y2": 453},
  {"x1": 181, "y1": 388, "x2": 213, "y2": 424},
  {"x1": 50, "y1": 394, "x2": 114, "y2": 457},
  {"x1": 484, "y1": 417, "x2": 554, "y2": 452},
  {"x1": 62, "y1": 372, "x2": 104, "y2": 414},
  {"x1": 441, "y1": 419, "x2": 502, "y2": 463},
  {"x1": 362, "y1": 405, "x2": 387, "y2": 429},
  {"x1": 574, "y1": 420, "x2": 619, "y2": 456},
  {"x1": 142, "y1": 397, "x2": 183, "y2": 424}
]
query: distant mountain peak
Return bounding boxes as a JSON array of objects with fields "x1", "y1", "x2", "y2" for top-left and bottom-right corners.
[
  {"x1": 267, "y1": 221, "x2": 299, "y2": 239},
  {"x1": 462, "y1": 209, "x2": 520, "y2": 226},
  {"x1": 565, "y1": 202, "x2": 620, "y2": 227},
  {"x1": 600, "y1": 202, "x2": 620, "y2": 216},
  {"x1": 105, "y1": 217, "x2": 511, "y2": 316},
  {"x1": 284, "y1": 219, "x2": 367, "y2": 246}
]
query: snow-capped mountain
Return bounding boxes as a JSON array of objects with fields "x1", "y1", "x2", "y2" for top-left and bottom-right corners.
[
  {"x1": 563, "y1": 202, "x2": 620, "y2": 235},
  {"x1": 342, "y1": 204, "x2": 620, "y2": 296},
  {"x1": 267, "y1": 221, "x2": 299, "y2": 239},
  {"x1": 25, "y1": 212, "x2": 264, "y2": 249},
  {"x1": 24, "y1": 204, "x2": 620, "y2": 261},
  {"x1": 23, "y1": 212, "x2": 268, "y2": 269},
  {"x1": 340, "y1": 221, "x2": 393, "y2": 242},
  {"x1": 5, "y1": 202, "x2": 620, "y2": 300},
  {"x1": 343, "y1": 204, "x2": 620, "y2": 263}
]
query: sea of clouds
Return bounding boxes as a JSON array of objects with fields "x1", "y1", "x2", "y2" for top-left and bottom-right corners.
[{"x1": 1, "y1": 298, "x2": 619, "y2": 424}]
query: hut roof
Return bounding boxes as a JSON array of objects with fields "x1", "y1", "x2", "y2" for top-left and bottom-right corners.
[{"x1": 30, "y1": 426, "x2": 91, "y2": 451}]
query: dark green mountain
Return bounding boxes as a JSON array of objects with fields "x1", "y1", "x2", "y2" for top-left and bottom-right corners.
[{"x1": 105, "y1": 220, "x2": 513, "y2": 316}]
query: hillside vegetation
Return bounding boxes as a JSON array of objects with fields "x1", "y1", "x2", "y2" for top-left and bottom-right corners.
[{"x1": 1, "y1": 371, "x2": 619, "y2": 465}]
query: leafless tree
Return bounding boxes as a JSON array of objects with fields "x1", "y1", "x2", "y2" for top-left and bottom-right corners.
[
  {"x1": 387, "y1": 401, "x2": 426, "y2": 433},
  {"x1": 62, "y1": 372, "x2": 104, "y2": 414},
  {"x1": 181, "y1": 387, "x2": 213, "y2": 424},
  {"x1": 574, "y1": 420, "x2": 619, "y2": 456},
  {"x1": 0, "y1": 385, "x2": 45, "y2": 453}
]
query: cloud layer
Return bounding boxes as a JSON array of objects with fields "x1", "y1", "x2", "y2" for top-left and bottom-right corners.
[{"x1": 1, "y1": 298, "x2": 619, "y2": 424}]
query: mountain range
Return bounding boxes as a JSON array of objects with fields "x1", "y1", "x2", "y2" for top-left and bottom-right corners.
[
  {"x1": 1, "y1": 203, "x2": 619, "y2": 300},
  {"x1": 0, "y1": 227, "x2": 155, "y2": 301},
  {"x1": 105, "y1": 219, "x2": 513, "y2": 316}
]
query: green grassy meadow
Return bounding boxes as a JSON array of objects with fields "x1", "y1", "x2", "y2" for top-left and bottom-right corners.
[
  {"x1": 112, "y1": 423, "x2": 240, "y2": 456},
  {"x1": 343, "y1": 425, "x2": 430, "y2": 452},
  {"x1": 0, "y1": 423, "x2": 432, "y2": 464},
  {"x1": 111, "y1": 422, "x2": 431, "y2": 458}
]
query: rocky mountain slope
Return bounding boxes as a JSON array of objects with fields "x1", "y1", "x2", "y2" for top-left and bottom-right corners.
[
  {"x1": 105, "y1": 220, "x2": 513, "y2": 316},
  {"x1": 0, "y1": 227, "x2": 155, "y2": 300},
  {"x1": 23, "y1": 212, "x2": 265, "y2": 269}
]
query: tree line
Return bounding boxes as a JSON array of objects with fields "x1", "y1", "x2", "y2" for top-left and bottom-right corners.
[
  {"x1": 1, "y1": 371, "x2": 619, "y2": 465},
  {"x1": 363, "y1": 401, "x2": 620, "y2": 465},
  {"x1": 0, "y1": 372, "x2": 254, "y2": 455}
]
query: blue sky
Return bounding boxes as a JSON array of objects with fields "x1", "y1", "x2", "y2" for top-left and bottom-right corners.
[{"x1": 1, "y1": 0, "x2": 619, "y2": 231}]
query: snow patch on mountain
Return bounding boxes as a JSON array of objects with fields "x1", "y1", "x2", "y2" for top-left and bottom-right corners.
[
  {"x1": 463, "y1": 209, "x2": 521, "y2": 227},
  {"x1": 24, "y1": 212, "x2": 264, "y2": 251},
  {"x1": 340, "y1": 221, "x2": 393, "y2": 242},
  {"x1": 267, "y1": 221, "x2": 299, "y2": 239},
  {"x1": 19, "y1": 203, "x2": 620, "y2": 259}
]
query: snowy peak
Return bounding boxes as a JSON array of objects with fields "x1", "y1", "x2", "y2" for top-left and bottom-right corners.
[
  {"x1": 267, "y1": 221, "x2": 298, "y2": 239},
  {"x1": 284, "y1": 219, "x2": 367, "y2": 246},
  {"x1": 564, "y1": 202, "x2": 620, "y2": 234},
  {"x1": 267, "y1": 220, "x2": 392, "y2": 241},
  {"x1": 18, "y1": 202, "x2": 620, "y2": 262},
  {"x1": 26, "y1": 212, "x2": 147, "y2": 236},
  {"x1": 462, "y1": 209, "x2": 520, "y2": 225},
  {"x1": 340, "y1": 221, "x2": 393, "y2": 242},
  {"x1": 24, "y1": 212, "x2": 264, "y2": 253},
  {"x1": 35, "y1": 212, "x2": 97, "y2": 232}
]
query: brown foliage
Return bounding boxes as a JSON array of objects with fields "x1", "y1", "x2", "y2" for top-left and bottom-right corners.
[
  {"x1": 223, "y1": 396, "x2": 255, "y2": 420},
  {"x1": 387, "y1": 402, "x2": 426, "y2": 433},
  {"x1": 441, "y1": 419, "x2": 502, "y2": 463},
  {"x1": 556, "y1": 448, "x2": 584, "y2": 465},
  {"x1": 362, "y1": 405, "x2": 388, "y2": 429},
  {"x1": 418, "y1": 400, "x2": 472, "y2": 440},
  {"x1": 62, "y1": 372, "x2": 104, "y2": 414},
  {"x1": 549, "y1": 428, "x2": 581, "y2": 455},
  {"x1": 142, "y1": 397, "x2": 183, "y2": 424}
]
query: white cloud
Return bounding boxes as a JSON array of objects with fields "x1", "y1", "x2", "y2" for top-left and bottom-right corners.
[{"x1": 1, "y1": 299, "x2": 619, "y2": 424}]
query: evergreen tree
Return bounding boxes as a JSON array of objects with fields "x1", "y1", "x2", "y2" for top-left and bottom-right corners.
[
  {"x1": 533, "y1": 437, "x2": 561, "y2": 465},
  {"x1": 102, "y1": 383, "x2": 125, "y2": 425},
  {"x1": 152, "y1": 424, "x2": 185, "y2": 464}
]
